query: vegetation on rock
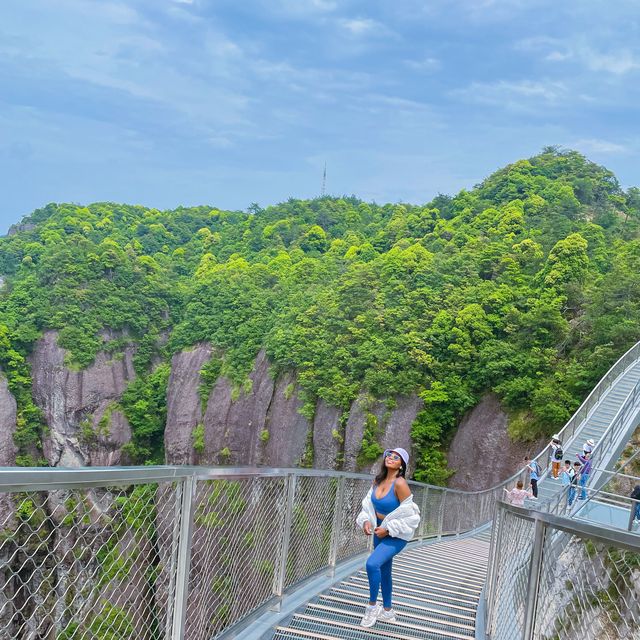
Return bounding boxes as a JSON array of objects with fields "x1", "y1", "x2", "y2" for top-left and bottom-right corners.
[{"x1": 2, "y1": 148, "x2": 640, "y2": 481}]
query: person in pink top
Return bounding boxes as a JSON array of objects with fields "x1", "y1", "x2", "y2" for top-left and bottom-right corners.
[{"x1": 503, "y1": 480, "x2": 533, "y2": 506}]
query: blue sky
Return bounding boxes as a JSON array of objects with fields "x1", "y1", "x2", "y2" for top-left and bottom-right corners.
[{"x1": 1, "y1": 0, "x2": 639, "y2": 233}]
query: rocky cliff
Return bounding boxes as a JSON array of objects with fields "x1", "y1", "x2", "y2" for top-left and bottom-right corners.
[
  {"x1": 0, "y1": 372, "x2": 17, "y2": 468},
  {"x1": 22, "y1": 332, "x2": 421, "y2": 473},
  {"x1": 29, "y1": 330, "x2": 135, "y2": 467},
  {"x1": 0, "y1": 371, "x2": 17, "y2": 523},
  {"x1": 164, "y1": 346, "x2": 422, "y2": 472},
  {"x1": 447, "y1": 393, "x2": 548, "y2": 490}
]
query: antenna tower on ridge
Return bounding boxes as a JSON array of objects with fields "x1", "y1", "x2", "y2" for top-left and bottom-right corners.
[{"x1": 321, "y1": 163, "x2": 326, "y2": 197}]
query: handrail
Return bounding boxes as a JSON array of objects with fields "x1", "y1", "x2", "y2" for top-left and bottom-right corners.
[
  {"x1": 541, "y1": 377, "x2": 640, "y2": 514},
  {"x1": 479, "y1": 339, "x2": 640, "y2": 499},
  {"x1": 486, "y1": 500, "x2": 640, "y2": 640},
  {"x1": 498, "y1": 499, "x2": 640, "y2": 550},
  {"x1": 3, "y1": 340, "x2": 639, "y2": 501}
]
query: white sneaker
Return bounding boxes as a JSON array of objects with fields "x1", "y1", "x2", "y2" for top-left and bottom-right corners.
[
  {"x1": 378, "y1": 608, "x2": 397, "y2": 623},
  {"x1": 360, "y1": 604, "x2": 381, "y2": 628}
]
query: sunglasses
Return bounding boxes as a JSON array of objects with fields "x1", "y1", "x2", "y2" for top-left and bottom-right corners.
[{"x1": 385, "y1": 452, "x2": 402, "y2": 461}]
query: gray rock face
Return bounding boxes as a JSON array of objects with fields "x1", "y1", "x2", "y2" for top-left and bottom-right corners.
[
  {"x1": 342, "y1": 393, "x2": 422, "y2": 474},
  {"x1": 164, "y1": 346, "x2": 422, "y2": 472},
  {"x1": 0, "y1": 373, "x2": 17, "y2": 467},
  {"x1": 343, "y1": 394, "x2": 387, "y2": 472},
  {"x1": 262, "y1": 371, "x2": 310, "y2": 467},
  {"x1": 164, "y1": 344, "x2": 212, "y2": 464},
  {"x1": 312, "y1": 400, "x2": 342, "y2": 469},
  {"x1": 379, "y1": 395, "x2": 423, "y2": 477},
  {"x1": 203, "y1": 349, "x2": 281, "y2": 465},
  {"x1": 29, "y1": 330, "x2": 136, "y2": 467},
  {"x1": 89, "y1": 408, "x2": 133, "y2": 466},
  {"x1": 187, "y1": 350, "x2": 317, "y2": 468},
  {"x1": 0, "y1": 372, "x2": 17, "y2": 526},
  {"x1": 447, "y1": 393, "x2": 547, "y2": 490}
]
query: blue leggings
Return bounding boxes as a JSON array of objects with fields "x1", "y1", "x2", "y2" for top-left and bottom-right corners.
[{"x1": 366, "y1": 520, "x2": 407, "y2": 608}]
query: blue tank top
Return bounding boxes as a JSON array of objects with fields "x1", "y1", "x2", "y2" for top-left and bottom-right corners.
[{"x1": 371, "y1": 480, "x2": 400, "y2": 516}]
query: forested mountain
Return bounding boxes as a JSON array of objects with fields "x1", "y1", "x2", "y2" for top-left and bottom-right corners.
[{"x1": 1, "y1": 148, "x2": 640, "y2": 484}]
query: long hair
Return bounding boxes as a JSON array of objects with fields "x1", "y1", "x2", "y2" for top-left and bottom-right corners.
[{"x1": 374, "y1": 455, "x2": 406, "y2": 486}]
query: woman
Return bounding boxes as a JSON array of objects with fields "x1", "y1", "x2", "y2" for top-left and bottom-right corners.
[
  {"x1": 355, "y1": 447, "x2": 421, "y2": 628},
  {"x1": 503, "y1": 480, "x2": 533, "y2": 506}
]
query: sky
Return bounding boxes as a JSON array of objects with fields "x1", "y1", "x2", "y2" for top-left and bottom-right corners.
[{"x1": 1, "y1": 0, "x2": 639, "y2": 233}]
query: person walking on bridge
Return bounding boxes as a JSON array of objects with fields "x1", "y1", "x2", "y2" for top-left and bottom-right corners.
[
  {"x1": 549, "y1": 435, "x2": 563, "y2": 479},
  {"x1": 356, "y1": 447, "x2": 420, "y2": 628},
  {"x1": 576, "y1": 451, "x2": 592, "y2": 500}
]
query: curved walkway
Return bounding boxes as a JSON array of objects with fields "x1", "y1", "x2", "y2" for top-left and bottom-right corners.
[{"x1": 272, "y1": 530, "x2": 491, "y2": 640}]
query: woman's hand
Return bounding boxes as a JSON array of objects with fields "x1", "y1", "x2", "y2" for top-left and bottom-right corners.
[
  {"x1": 374, "y1": 527, "x2": 388, "y2": 538},
  {"x1": 363, "y1": 521, "x2": 372, "y2": 536}
]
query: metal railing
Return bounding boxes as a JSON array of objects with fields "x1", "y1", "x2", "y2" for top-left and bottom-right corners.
[
  {"x1": 486, "y1": 501, "x2": 640, "y2": 640},
  {"x1": 552, "y1": 340, "x2": 640, "y2": 453},
  {"x1": 540, "y1": 376, "x2": 640, "y2": 516},
  {"x1": 0, "y1": 465, "x2": 498, "y2": 640}
]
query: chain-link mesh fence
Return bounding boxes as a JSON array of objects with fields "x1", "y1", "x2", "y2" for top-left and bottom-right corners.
[
  {"x1": 487, "y1": 501, "x2": 640, "y2": 640},
  {"x1": 487, "y1": 505, "x2": 535, "y2": 640},
  {"x1": 0, "y1": 466, "x2": 502, "y2": 640},
  {"x1": 535, "y1": 529, "x2": 640, "y2": 640},
  {"x1": 0, "y1": 480, "x2": 179, "y2": 640}
]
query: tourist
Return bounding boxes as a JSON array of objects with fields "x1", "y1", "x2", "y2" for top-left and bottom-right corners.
[
  {"x1": 549, "y1": 435, "x2": 563, "y2": 479},
  {"x1": 569, "y1": 462, "x2": 581, "y2": 506},
  {"x1": 503, "y1": 480, "x2": 533, "y2": 506},
  {"x1": 356, "y1": 447, "x2": 420, "y2": 628},
  {"x1": 576, "y1": 451, "x2": 592, "y2": 500},
  {"x1": 631, "y1": 485, "x2": 640, "y2": 522},
  {"x1": 583, "y1": 439, "x2": 595, "y2": 455},
  {"x1": 524, "y1": 456, "x2": 541, "y2": 498},
  {"x1": 560, "y1": 460, "x2": 572, "y2": 505}
]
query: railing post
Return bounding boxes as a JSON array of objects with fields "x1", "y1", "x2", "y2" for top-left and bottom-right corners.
[
  {"x1": 273, "y1": 473, "x2": 297, "y2": 605},
  {"x1": 522, "y1": 518, "x2": 546, "y2": 640},
  {"x1": 328, "y1": 476, "x2": 346, "y2": 574},
  {"x1": 628, "y1": 498, "x2": 637, "y2": 532},
  {"x1": 171, "y1": 475, "x2": 196, "y2": 640},
  {"x1": 485, "y1": 504, "x2": 503, "y2": 636},
  {"x1": 437, "y1": 491, "x2": 446, "y2": 539},
  {"x1": 419, "y1": 486, "x2": 429, "y2": 538}
]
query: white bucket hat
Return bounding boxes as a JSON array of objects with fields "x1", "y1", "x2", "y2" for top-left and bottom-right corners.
[
  {"x1": 384, "y1": 447, "x2": 409, "y2": 466},
  {"x1": 585, "y1": 439, "x2": 595, "y2": 447}
]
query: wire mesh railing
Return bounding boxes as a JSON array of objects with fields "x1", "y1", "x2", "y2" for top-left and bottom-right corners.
[
  {"x1": 486, "y1": 501, "x2": 640, "y2": 640},
  {"x1": 0, "y1": 466, "x2": 498, "y2": 640}
]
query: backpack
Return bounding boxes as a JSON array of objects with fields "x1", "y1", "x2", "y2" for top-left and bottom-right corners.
[{"x1": 554, "y1": 447, "x2": 563, "y2": 460}]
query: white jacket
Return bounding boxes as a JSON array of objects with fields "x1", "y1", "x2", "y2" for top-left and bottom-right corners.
[{"x1": 355, "y1": 487, "x2": 421, "y2": 541}]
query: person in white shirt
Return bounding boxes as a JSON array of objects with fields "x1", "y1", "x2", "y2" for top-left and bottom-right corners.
[{"x1": 503, "y1": 480, "x2": 533, "y2": 507}]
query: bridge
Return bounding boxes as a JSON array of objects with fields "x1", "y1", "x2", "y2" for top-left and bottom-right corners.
[{"x1": 0, "y1": 342, "x2": 639, "y2": 639}]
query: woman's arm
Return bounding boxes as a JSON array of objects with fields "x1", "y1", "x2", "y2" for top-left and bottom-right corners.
[{"x1": 395, "y1": 477, "x2": 411, "y2": 501}]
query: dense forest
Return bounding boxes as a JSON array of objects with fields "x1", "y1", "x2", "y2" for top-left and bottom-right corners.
[{"x1": 1, "y1": 147, "x2": 640, "y2": 484}]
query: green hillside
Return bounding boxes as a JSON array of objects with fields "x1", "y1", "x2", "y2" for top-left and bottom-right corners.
[{"x1": 2, "y1": 147, "x2": 640, "y2": 483}]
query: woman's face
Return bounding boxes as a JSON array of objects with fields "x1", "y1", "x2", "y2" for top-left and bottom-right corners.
[{"x1": 384, "y1": 451, "x2": 402, "y2": 472}]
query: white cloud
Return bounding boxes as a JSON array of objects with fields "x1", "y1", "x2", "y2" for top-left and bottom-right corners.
[
  {"x1": 339, "y1": 18, "x2": 379, "y2": 35},
  {"x1": 405, "y1": 57, "x2": 441, "y2": 72},
  {"x1": 570, "y1": 138, "x2": 629, "y2": 155},
  {"x1": 583, "y1": 49, "x2": 640, "y2": 75},
  {"x1": 453, "y1": 79, "x2": 568, "y2": 109},
  {"x1": 517, "y1": 36, "x2": 640, "y2": 75}
]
